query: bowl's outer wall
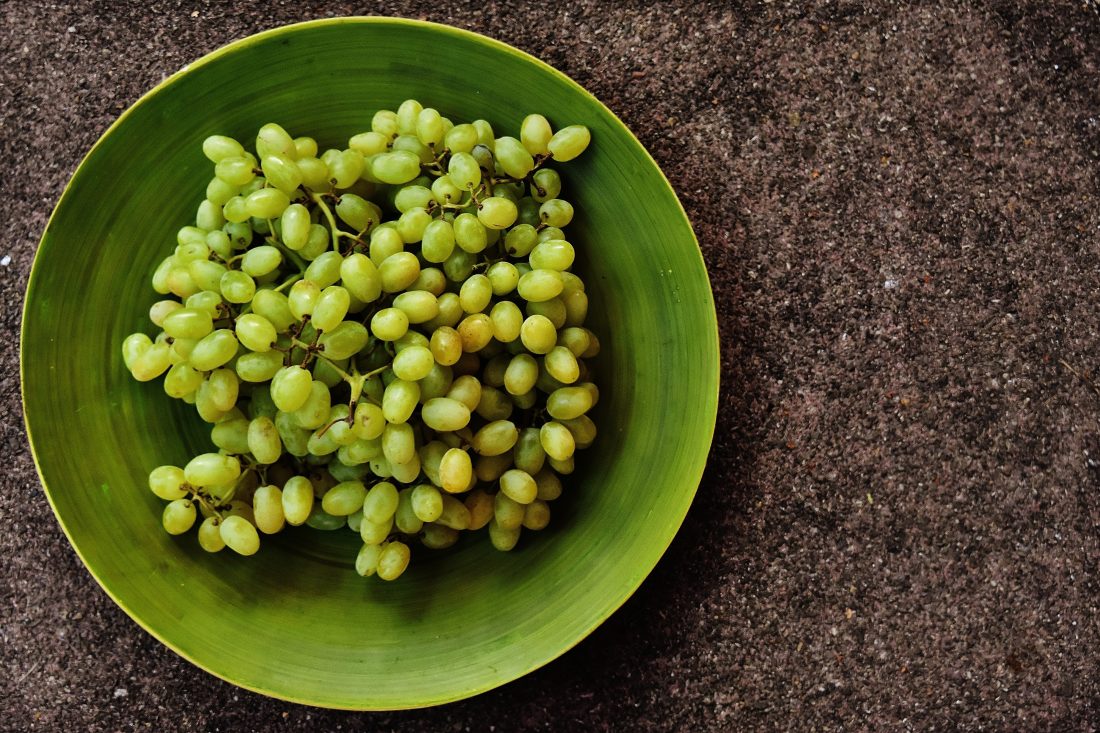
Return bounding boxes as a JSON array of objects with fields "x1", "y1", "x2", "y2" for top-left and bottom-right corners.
[{"x1": 22, "y1": 18, "x2": 719, "y2": 709}]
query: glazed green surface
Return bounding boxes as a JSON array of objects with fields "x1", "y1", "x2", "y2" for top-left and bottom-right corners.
[{"x1": 21, "y1": 18, "x2": 718, "y2": 709}]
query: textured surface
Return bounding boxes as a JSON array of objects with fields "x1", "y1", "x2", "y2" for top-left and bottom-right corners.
[{"x1": 3, "y1": 1, "x2": 1100, "y2": 730}]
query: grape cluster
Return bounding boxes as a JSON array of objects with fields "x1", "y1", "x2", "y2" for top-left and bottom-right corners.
[{"x1": 121, "y1": 99, "x2": 599, "y2": 581}]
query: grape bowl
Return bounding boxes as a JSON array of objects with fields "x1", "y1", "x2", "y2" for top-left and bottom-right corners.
[{"x1": 21, "y1": 17, "x2": 719, "y2": 709}]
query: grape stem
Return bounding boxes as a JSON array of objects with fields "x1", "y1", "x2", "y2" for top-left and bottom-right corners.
[{"x1": 310, "y1": 191, "x2": 356, "y2": 250}]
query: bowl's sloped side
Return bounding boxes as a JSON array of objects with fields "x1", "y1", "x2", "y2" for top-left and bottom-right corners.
[{"x1": 21, "y1": 17, "x2": 719, "y2": 709}]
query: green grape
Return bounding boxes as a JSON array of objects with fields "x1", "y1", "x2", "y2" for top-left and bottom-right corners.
[
  {"x1": 253, "y1": 484, "x2": 285, "y2": 534},
  {"x1": 446, "y1": 375, "x2": 482, "y2": 411},
  {"x1": 211, "y1": 417, "x2": 250, "y2": 454},
  {"x1": 224, "y1": 221, "x2": 252, "y2": 249},
  {"x1": 392, "y1": 135, "x2": 433, "y2": 164},
  {"x1": 288, "y1": 279, "x2": 321, "y2": 319},
  {"x1": 421, "y1": 398, "x2": 471, "y2": 432},
  {"x1": 219, "y1": 514, "x2": 261, "y2": 556},
  {"x1": 396, "y1": 99, "x2": 423, "y2": 133},
  {"x1": 504, "y1": 224, "x2": 538, "y2": 258},
  {"x1": 420, "y1": 523, "x2": 459, "y2": 549},
  {"x1": 362, "y1": 481, "x2": 399, "y2": 523},
  {"x1": 382, "y1": 379, "x2": 420, "y2": 423},
  {"x1": 476, "y1": 385, "x2": 514, "y2": 422},
  {"x1": 560, "y1": 414, "x2": 598, "y2": 449},
  {"x1": 308, "y1": 504, "x2": 348, "y2": 530},
  {"x1": 256, "y1": 122, "x2": 297, "y2": 159},
  {"x1": 318, "y1": 321, "x2": 369, "y2": 360},
  {"x1": 493, "y1": 492, "x2": 525, "y2": 531},
  {"x1": 520, "y1": 315, "x2": 557, "y2": 354},
  {"x1": 149, "y1": 465, "x2": 188, "y2": 501},
  {"x1": 545, "y1": 346, "x2": 581, "y2": 384},
  {"x1": 477, "y1": 197, "x2": 518, "y2": 229},
  {"x1": 422, "y1": 292, "x2": 462, "y2": 331},
  {"x1": 184, "y1": 453, "x2": 240, "y2": 487},
  {"x1": 418, "y1": 362, "x2": 454, "y2": 401},
  {"x1": 500, "y1": 469, "x2": 538, "y2": 504},
  {"x1": 539, "y1": 199, "x2": 574, "y2": 228},
  {"x1": 438, "y1": 447, "x2": 472, "y2": 493},
  {"x1": 185, "y1": 290, "x2": 222, "y2": 316},
  {"x1": 442, "y1": 248, "x2": 475, "y2": 283},
  {"x1": 539, "y1": 421, "x2": 576, "y2": 461},
  {"x1": 494, "y1": 136, "x2": 535, "y2": 178},
  {"x1": 301, "y1": 251, "x2": 342, "y2": 289},
  {"x1": 410, "y1": 267, "x2": 447, "y2": 296},
  {"x1": 293, "y1": 380, "x2": 332, "y2": 430},
  {"x1": 517, "y1": 269, "x2": 564, "y2": 302},
  {"x1": 130, "y1": 340, "x2": 170, "y2": 381},
  {"x1": 514, "y1": 427, "x2": 547, "y2": 475},
  {"x1": 261, "y1": 154, "x2": 302, "y2": 194},
  {"x1": 377, "y1": 541, "x2": 411, "y2": 581},
  {"x1": 546, "y1": 386, "x2": 594, "y2": 420},
  {"x1": 245, "y1": 188, "x2": 290, "y2": 219},
  {"x1": 371, "y1": 150, "x2": 421, "y2": 185},
  {"x1": 472, "y1": 420, "x2": 519, "y2": 456},
  {"x1": 310, "y1": 285, "x2": 350, "y2": 332},
  {"x1": 369, "y1": 226, "x2": 404, "y2": 266},
  {"x1": 421, "y1": 219, "x2": 455, "y2": 263},
  {"x1": 527, "y1": 298, "x2": 567, "y2": 329},
  {"x1": 436, "y1": 495, "x2": 471, "y2": 530},
  {"x1": 164, "y1": 363, "x2": 203, "y2": 399},
  {"x1": 448, "y1": 152, "x2": 481, "y2": 191},
  {"x1": 205, "y1": 228, "x2": 233, "y2": 258},
  {"x1": 382, "y1": 422, "x2": 416, "y2": 466},
  {"x1": 339, "y1": 437, "x2": 383, "y2": 465},
  {"x1": 476, "y1": 453, "x2": 514, "y2": 484},
  {"x1": 431, "y1": 175, "x2": 464, "y2": 206},
  {"x1": 247, "y1": 416, "x2": 282, "y2": 464},
  {"x1": 220, "y1": 270, "x2": 256, "y2": 304},
  {"x1": 450, "y1": 213, "x2": 485, "y2": 254},
  {"x1": 186, "y1": 329, "x2": 237, "y2": 372},
  {"x1": 415, "y1": 107, "x2": 444, "y2": 146},
  {"x1": 394, "y1": 184, "x2": 434, "y2": 213},
  {"x1": 529, "y1": 239, "x2": 575, "y2": 271},
  {"x1": 281, "y1": 476, "x2": 314, "y2": 525},
  {"x1": 444, "y1": 123, "x2": 478, "y2": 153},
  {"x1": 379, "y1": 252, "x2": 421, "y2": 293},
  {"x1": 458, "y1": 274, "x2": 491, "y2": 314},
  {"x1": 161, "y1": 307, "x2": 212, "y2": 341},
  {"x1": 535, "y1": 469, "x2": 563, "y2": 501},
  {"x1": 278, "y1": 203, "x2": 310, "y2": 250},
  {"x1": 162, "y1": 499, "x2": 197, "y2": 535},
  {"x1": 294, "y1": 136, "x2": 318, "y2": 158},
  {"x1": 307, "y1": 425, "x2": 341, "y2": 456},
  {"x1": 196, "y1": 199, "x2": 226, "y2": 231},
  {"x1": 520, "y1": 113, "x2": 553, "y2": 155},
  {"x1": 198, "y1": 517, "x2": 226, "y2": 552},
  {"x1": 222, "y1": 195, "x2": 250, "y2": 223},
  {"x1": 547, "y1": 124, "x2": 591, "y2": 161},
  {"x1": 187, "y1": 260, "x2": 227, "y2": 292},
  {"x1": 396, "y1": 207, "x2": 432, "y2": 243},
  {"x1": 353, "y1": 402, "x2": 386, "y2": 441},
  {"x1": 557, "y1": 327, "x2": 591, "y2": 357},
  {"x1": 484, "y1": 264, "x2": 518, "y2": 299},
  {"x1": 355, "y1": 542, "x2": 383, "y2": 577},
  {"x1": 215, "y1": 157, "x2": 256, "y2": 186},
  {"x1": 562, "y1": 288, "x2": 589, "y2": 326},
  {"x1": 522, "y1": 500, "x2": 551, "y2": 530},
  {"x1": 235, "y1": 351, "x2": 282, "y2": 382},
  {"x1": 370, "y1": 307, "x2": 409, "y2": 342},
  {"x1": 410, "y1": 484, "x2": 444, "y2": 522},
  {"x1": 429, "y1": 327, "x2": 462, "y2": 366},
  {"x1": 249, "y1": 290, "x2": 294, "y2": 333},
  {"x1": 392, "y1": 345, "x2": 435, "y2": 381},
  {"x1": 322, "y1": 480, "x2": 367, "y2": 516},
  {"x1": 457, "y1": 314, "x2": 493, "y2": 353},
  {"x1": 489, "y1": 301, "x2": 522, "y2": 343},
  {"x1": 203, "y1": 134, "x2": 245, "y2": 162},
  {"x1": 530, "y1": 168, "x2": 561, "y2": 202},
  {"x1": 504, "y1": 354, "x2": 539, "y2": 396},
  {"x1": 350, "y1": 131, "x2": 389, "y2": 156},
  {"x1": 234, "y1": 313, "x2": 277, "y2": 352},
  {"x1": 336, "y1": 193, "x2": 380, "y2": 232},
  {"x1": 241, "y1": 245, "x2": 282, "y2": 277},
  {"x1": 372, "y1": 109, "x2": 399, "y2": 137},
  {"x1": 461, "y1": 489, "x2": 492, "y2": 531},
  {"x1": 337, "y1": 253, "x2": 380, "y2": 304}
]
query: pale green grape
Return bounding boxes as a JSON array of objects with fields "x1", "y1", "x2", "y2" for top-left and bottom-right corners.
[
  {"x1": 530, "y1": 168, "x2": 561, "y2": 202},
  {"x1": 241, "y1": 245, "x2": 282, "y2": 277},
  {"x1": 253, "y1": 484, "x2": 285, "y2": 534},
  {"x1": 184, "y1": 453, "x2": 240, "y2": 487},
  {"x1": 539, "y1": 199, "x2": 574, "y2": 228},
  {"x1": 430, "y1": 327, "x2": 462, "y2": 366},
  {"x1": 220, "y1": 270, "x2": 256, "y2": 304},
  {"x1": 388, "y1": 345, "x2": 431, "y2": 381},
  {"x1": 322, "y1": 480, "x2": 367, "y2": 516},
  {"x1": 288, "y1": 278, "x2": 320, "y2": 319},
  {"x1": 369, "y1": 226, "x2": 404, "y2": 266},
  {"x1": 336, "y1": 193, "x2": 380, "y2": 232},
  {"x1": 410, "y1": 484, "x2": 444, "y2": 522},
  {"x1": 540, "y1": 421, "x2": 576, "y2": 461},
  {"x1": 188, "y1": 260, "x2": 228, "y2": 292},
  {"x1": 340, "y1": 253, "x2": 382, "y2": 303},
  {"x1": 198, "y1": 516, "x2": 226, "y2": 552},
  {"x1": 355, "y1": 542, "x2": 382, "y2": 576},
  {"x1": 448, "y1": 151, "x2": 481, "y2": 190},
  {"x1": 372, "y1": 109, "x2": 399, "y2": 137},
  {"x1": 318, "y1": 321, "x2": 369, "y2": 359},
  {"x1": 261, "y1": 153, "x2": 302, "y2": 194},
  {"x1": 459, "y1": 274, "x2": 492, "y2": 314},
  {"x1": 504, "y1": 224, "x2": 538, "y2": 258},
  {"x1": 446, "y1": 375, "x2": 482, "y2": 411},
  {"x1": 421, "y1": 219, "x2": 455, "y2": 263},
  {"x1": 394, "y1": 184, "x2": 434, "y2": 213},
  {"x1": 545, "y1": 346, "x2": 580, "y2": 384},
  {"x1": 477, "y1": 197, "x2": 518, "y2": 229},
  {"x1": 489, "y1": 301, "x2": 523, "y2": 343},
  {"x1": 280, "y1": 203, "x2": 311, "y2": 250},
  {"x1": 546, "y1": 386, "x2": 594, "y2": 420},
  {"x1": 293, "y1": 380, "x2": 332, "y2": 430},
  {"x1": 162, "y1": 499, "x2": 197, "y2": 535},
  {"x1": 371, "y1": 307, "x2": 410, "y2": 341},
  {"x1": 281, "y1": 476, "x2": 314, "y2": 525},
  {"x1": 163, "y1": 363, "x2": 203, "y2": 398},
  {"x1": 453, "y1": 212, "x2": 487, "y2": 253},
  {"x1": 350, "y1": 131, "x2": 389, "y2": 155},
  {"x1": 382, "y1": 379, "x2": 420, "y2": 423},
  {"x1": 472, "y1": 420, "x2": 519, "y2": 457},
  {"x1": 392, "y1": 135, "x2": 433, "y2": 164},
  {"x1": 294, "y1": 136, "x2": 318, "y2": 158},
  {"x1": 520, "y1": 113, "x2": 553, "y2": 155},
  {"x1": 245, "y1": 188, "x2": 290, "y2": 219},
  {"x1": 377, "y1": 541, "x2": 411, "y2": 581},
  {"x1": 149, "y1": 465, "x2": 188, "y2": 501},
  {"x1": 396, "y1": 207, "x2": 432, "y2": 242},
  {"x1": 256, "y1": 122, "x2": 297, "y2": 159},
  {"x1": 500, "y1": 469, "x2": 538, "y2": 504},
  {"x1": 457, "y1": 314, "x2": 493, "y2": 352},
  {"x1": 529, "y1": 239, "x2": 575, "y2": 271},
  {"x1": 476, "y1": 386, "x2": 514, "y2": 422},
  {"x1": 393, "y1": 290, "x2": 439, "y2": 324},
  {"x1": 379, "y1": 252, "x2": 421, "y2": 293},
  {"x1": 220, "y1": 514, "x2": 261, "y2": 555},
  {"x1": 203, "y1": 135, "x2": 245, "y2": 162},
  {"x1": 494, "y1": 136, "x2": 534, "y2": 178},
  {"x1": 436, "y1": 495, "x2": 471, "y2": 530},
  {"x1": 353, "y1": 402, "x2": 386, "y2": 440},
  {"x1": 304, "y1": 251, "x2": 344, "y2": 288},
  {"x1": 504, "y1": 354, "x2": 539, "y2": 396},
  {"x1": 311, "y1": 285, "x2": 351, "y2": 332},
  {"x1": 235, "y1": 313, "x2": 277, "y2": 352},
  {"x1": 438, "y1": 447, "x2": 472, "y2": 493},
  {"x1": 247, "y1": 416, "x2": 282, "y2": 464},
  {"x1": 307, "y1": 505, "x2": 348, "y2": 530},
  {"x1": 211, "y1": 417, "x2": 250, "y2": 454},
  {"x1": 420, "y1": 398, "x2": 471, "y2": 432},
  {"x1": 362, "y1": 481, "x2": 399, "y2": 524},
  {"x1": 122, "y1": 332, "x2": 153, "y2": 369},
  {"x1": 486, "y1": 262, "x2": 520, "y2": 297},
  {"x1": 431, "y1": 175, "x2": 464, "y2": 206},
  {"x1": 520, "y1": 315, "x2": 557, "y2": 354},
  {"x1": 235, "y1": 351, "x2": 283, "y2": 382},
  {"x1": 371, "y1": 150, "x2": 421, "y2": 184},
  {"x1": 493, "y1": 492, "x2": 525, "y2": 531},
  {"x1": 547, "y1": 125, "x2": 591, "y2": 161},
  {"x1": 222, "y1": 195, "x2": 250, "y2": 223},
  {"x1": 464, "y1": 489, "x2": 494, "y2": 530},
  {"x1": 215, "y1": 157, "x2": 256, "y2": 186},
  {"x1": 444, "y1": 123, "x2": 478, "y2": 153},
  {"x1": 517, "y1": 269, "x2": 564, "y2": 302}
]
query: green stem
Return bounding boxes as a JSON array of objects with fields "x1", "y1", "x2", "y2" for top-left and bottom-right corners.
[{"x1": 311, "y1": 191, "x2": 355, "y2": 250}]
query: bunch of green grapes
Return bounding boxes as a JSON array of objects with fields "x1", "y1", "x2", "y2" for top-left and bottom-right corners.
[{"x1": 121, "y1": 99, "x2": 599, "y2": 581}]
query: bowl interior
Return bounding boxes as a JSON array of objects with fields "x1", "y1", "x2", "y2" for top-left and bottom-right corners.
[{"x1": 22, "y1": 18, "x2": 718, "y2": 709}]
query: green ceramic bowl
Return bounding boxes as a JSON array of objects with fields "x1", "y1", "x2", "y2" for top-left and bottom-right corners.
[{"x1": 21, "y1": 18, "x2": 718, "y2": 709}]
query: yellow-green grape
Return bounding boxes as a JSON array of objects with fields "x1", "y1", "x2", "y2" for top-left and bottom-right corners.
[
  {"x1": 397, "y1": 100, "x2": 423, "y2": 132},
  {"x1": 340, "y1": 253, "x2": 382, "y2": 303},
  {"x1": 256, "y1": 122, "x2": 296, "y2": 159},
  {"x1": 304, "y1": 251, "x2": 344, "y2": 288},
  {"x1": 226, "y1": 499, "x2": 256, "y2": 524},
  {"x1": 163, "y1": 363, "x2": 203, "y2": 399},
  {"x1": 514, "y1": 427, "x2": 546, "y2": 475},
  {"x1": 204, "y1": 368, "x2": 238, "y2": 411},
  {"x1": 540, "y1": 421, "x2": 576, "y2": 461},
  {"x1": 336, "y1": 194, "x2": 380, "y2": 232},
  {"x1": 149, "y1": 300, "x2": 183, "y2": 328},
  {"x1": 439, "y1": 448, "x2": 472, "y2": 493},
  {"x1": 420, "y1": 523, "x2": 460, "y2": 549},
  {"x1": 557, "y1": 327, "x2": 592, "y2": 358},
  {"x1": 500, "y1": 469, "x2": 538, "y2": 504},
  {"x1": 520, "y1": 315, "x2": 557, "y2": 355},
  {"x1": 534, "y1": 469, "x2": 563, "y2": 501},
  {"x1": 382, "y1": 379, "x2": 420, "y2": 424},
  {"x1": 476, "y1": 452, "x2": 513, "y2": 482},
  {"x1": 340, "y1": 436, "x2": 383, "y2": 465},
  {"x1": 444, "y1": 122, "x2": 478, "y2": 153},
  {"x1": 215, "y1": 156, "x2": 256, "y2": 186},
  {"x1": 410, "y1": 484, "x2": 444, "y2": 522},
  {"x1": 381, "y1": 422, "x2": 415, "y2": 466},
  {"x1": 130, "y1": 341, "x2": 171, "y2": 381},
  {"x1": 416, "y1": 107, "x2": 444, "y2": 146},
  {"x1": 436, "y1": 495, "x2": 471, "y2": 530},
  {"x1": 513, "y1": 390, "x2": 538, "y2": 410},
  {"x1": 234, "y1": 313, "x2": 276, "y2": 353},
  {"x1": 355, "y1": 542, "x2": 383, "y2": 577},
  {"x1": 162, "y1": 307, "x2": 213, "y2": 340},
  {"x1": 306, "y1": 503, "x2": 347, "y2": 530},
  {"x1": 580, "y1": 329, "x2": 601, "y2": 358},
  {"x1": 538, "y1": 199, "x2": 574, "y2": 228},
  {"x1": 421, "y1": 219, "x2": 455, "y2": 263},
  {"x1": 522, "y1": 499, "x2": 551, "y2": 530},
  {"x1": 520, "y1": 114, "x2": 553, "y2": 155},
  {"x1": 411, "y1": 268, "x2": 447, "y2": 298},
  {"x1": 529, "y1": 239, "x2": 575, "y2": 271},
  {"x1": 370, "y1": 150, "x2": 421, "y2": 185},
  {"x1": 211, "y1": 416, "x2": 250, "y2": 454},
  {"x1": 197, "y1": 516, "x2": 226, "y2": 552},
  {"x1": 246, "y1": 293, "x2": 292, "y2": 335},
  {"x1": 428, "y1": 326, "x2": 461, "y2": 366},
  {"x1": 394, "y1": 184, "x2": 433, "y2": 213},
  {"x1": 350, "y1": 131, "x2": 389, "y2": 155},
  {"x1": 189, "y1": 327, "x2": 238, "y2": 373},
  {"x1": 253, "y1": 484, "x2": 285, "y2": 534},
  {"x1": 504, "y1": 225, "x2": 538, "y2": 259},
  {"x1": 329, "y1": 149, "x2": 364, "y2": 188},
  {"x1": 168, "y1": 338, "x2": 197, "y2": 366},
  {"x1": 418, "y1": 442, "x2": 447, "y2": 486},
  {"x1": 205, "y1": 229, "x2": 233, "y2": 259},
  {"x1": 472, "y1": 420, "x2": 519, "y2": 456},
  {"x1": 493, "y1": 491, "x2": 525, "y2": 531},
  {"x1": 494, "y1": 136, "x2": 535, "y2": 178},
  {"x1": 294, "y1": 136, "x2": 317, "y2": 158},
  {"x1": 352, "y1": 402, "x2": 386, "y2": 441},
  {"x1": 546, "y1": 385, "x2": 595, "y2": 420},
  {"x1": 544, "y1": 346, "x2": 581, "y2": 384},
  {"x1": 241, "y1": 245, "x2": 283, "y2": 278},
  {"x1": 560, "y1": 414, "x2": 598, "y2": 449},
  {"x1": 457, "y1": 274, "x2": 491, "y2": 314},
  {"x1": 306, "y1": 424, "x2": 340, "y2": 455},
  {"x1": 222, "y1": 195, "x2": 251, "y2": 223},
  {"x1": 276, "y1": 412, "x2": 310, "y2": 457},
  {"x1": 363, "y1": 481, "x2": 399, "y2": 524},
  {"x1": 194, "y1": 380, "x2": 227, "y2": 422},
  {"x1": 219, "y1": 514, "x2": 261, "y2": 556},
  {"x1": 162, "y1": 499, "x2": 197, "y2": 535},
  {"x1": 220, "y1": 270, "x2": 256, "y2": 304},
  {"x1": 311, "y1": 285, "x2": 351, "y2": 332},
  {"x1": 297, "y1": 157, "x2": 329, "y2": 189},
  {"x1": 431, "y1": 175, "x2": 464, "y2": 206},
  {"x1": 477, "y1": 196, "x2": 518, "y2": 230},
  {"x1": 452, "y1": 213, "x2": 487, "y2": 255},
  {"x1": 188, "y1": 260, "x2": 227, "y2": 292},
  {"x1": 530, "y1": 168, "x2": 561, "y2": 203},
  {"x1": 185, "y1": 290, "x2": 221, "y2": 316},
  {"x1": 488, "y1": 302, "x2": 522, "y2": 344},
  {"x1": 446, "y1": 375, "x2": 482, "y2": 411},
  {"x1": 517, "y1": 269, "x2": 564, "y2": 302},
  {"x1": 318, "y1": 321, "x2": 369, "y2": 360},
  {"x1": 245, "y1": 416, "x2": 281, "y2": 464},
  {"x1": 502, "y1": 354, "x2": 538, "y2": 395},
  {"x1": 379, "y1": 251, "x2": 421, "y2": 293},
  {"x1": 279, "y1": 202, "x2": 311, "y2": 250},
  {"x1": 547, "y1": 124, "x2": 591, "y2": 161},
  {"x1": 281, "y1": 476, "x2": 314, "y2": 525},
  {"x1": 293, "y1": 380, "x2": 332, "y2": 430},
  {"x1": 481, "y1": 353, "x2": 509, "y2": 388},
  {"x1": 489, "y1": 519, "x2": 521, "y2": 551},
  {"x1": 371, "y1": 109, "x2": 399, "y2": 138},
  {"x1": 288, "y1": 279, "x2": 321, "y2": 319},
  {"x1": 462, "y1": 489, "x2": 493, "y2": 530},
  {"x1": 392, "y1": 290, "x2": 438, "y2": 325},
  {"x1": 203, "y1": 134, "x2": 245, "y2": 162},
  {"x1": 394, "y1": 488, "x2": 424, "y2": 534},
  {"x1": 261, "y1": 154, "x2": 302, "y2": 194},
  {"x1": 184, "y1": 453, "x2": 240, "y2": 488},
  {"x1": 244, "y1": 188, "x2": 290, "y2": 219},
  {"x1": 476, "y1": 386, "x2": 514, "y2": 422},
  {"x1": 469, "y1": 119, "x2": 493, "y2": 149},
  {"x1": 377, "y1": 541, "x2": 411, "y2": 581},
  {"x1": 322, "y1": 480, "x2": 367, "y2": 516},
  {"x1": 148, "y1": 465, "x2": 188, "y2": 501},
  {"x1": 393, "y1": 135, "x2": 433, "y2": 164},
  {"x1": 299, "y1": 224, "x2": 330, "y2": 260},
  {"x1": 166, "y1": 266, "x2": 201, "y2": 298},
  {"x1": 384, "y1": 346, "x2": 428, "y2": 382},
  {"x1": 448, "y1": 151, "x2": 481, "y2": 191},
  {"x1": 457, "y1": 314, "x2": 493, "y2": 353},
  {"x1": 421, "y1": 398, "x2": 472, "y2": 433},
  {"x1": 420, "y1": 362, "x2": 457, "y2": 402},
  {"x1": 392, "y1": 208, "x2": 428, "y2": 244},
  {"x1": 235, "y1": 351, "x2": 283, "y2": 383}
]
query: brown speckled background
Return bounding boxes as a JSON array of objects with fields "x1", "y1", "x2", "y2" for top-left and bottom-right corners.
[{"x1": 4, "y1": 1, "x2": 1100, "y2": 730}]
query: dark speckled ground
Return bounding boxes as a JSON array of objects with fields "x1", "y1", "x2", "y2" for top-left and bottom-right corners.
[{"x1": 4, "y1": 1, "x2": 1100, "y2": 730}]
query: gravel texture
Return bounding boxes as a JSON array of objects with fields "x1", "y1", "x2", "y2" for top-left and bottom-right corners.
[{"x1": 4, "y1": 1, "x2": 1100, "y2": 730}]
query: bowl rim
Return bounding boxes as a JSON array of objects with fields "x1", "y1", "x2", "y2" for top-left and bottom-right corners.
[{"x1": 21, "y1": 15, "x2": 720, "y2": 709}]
